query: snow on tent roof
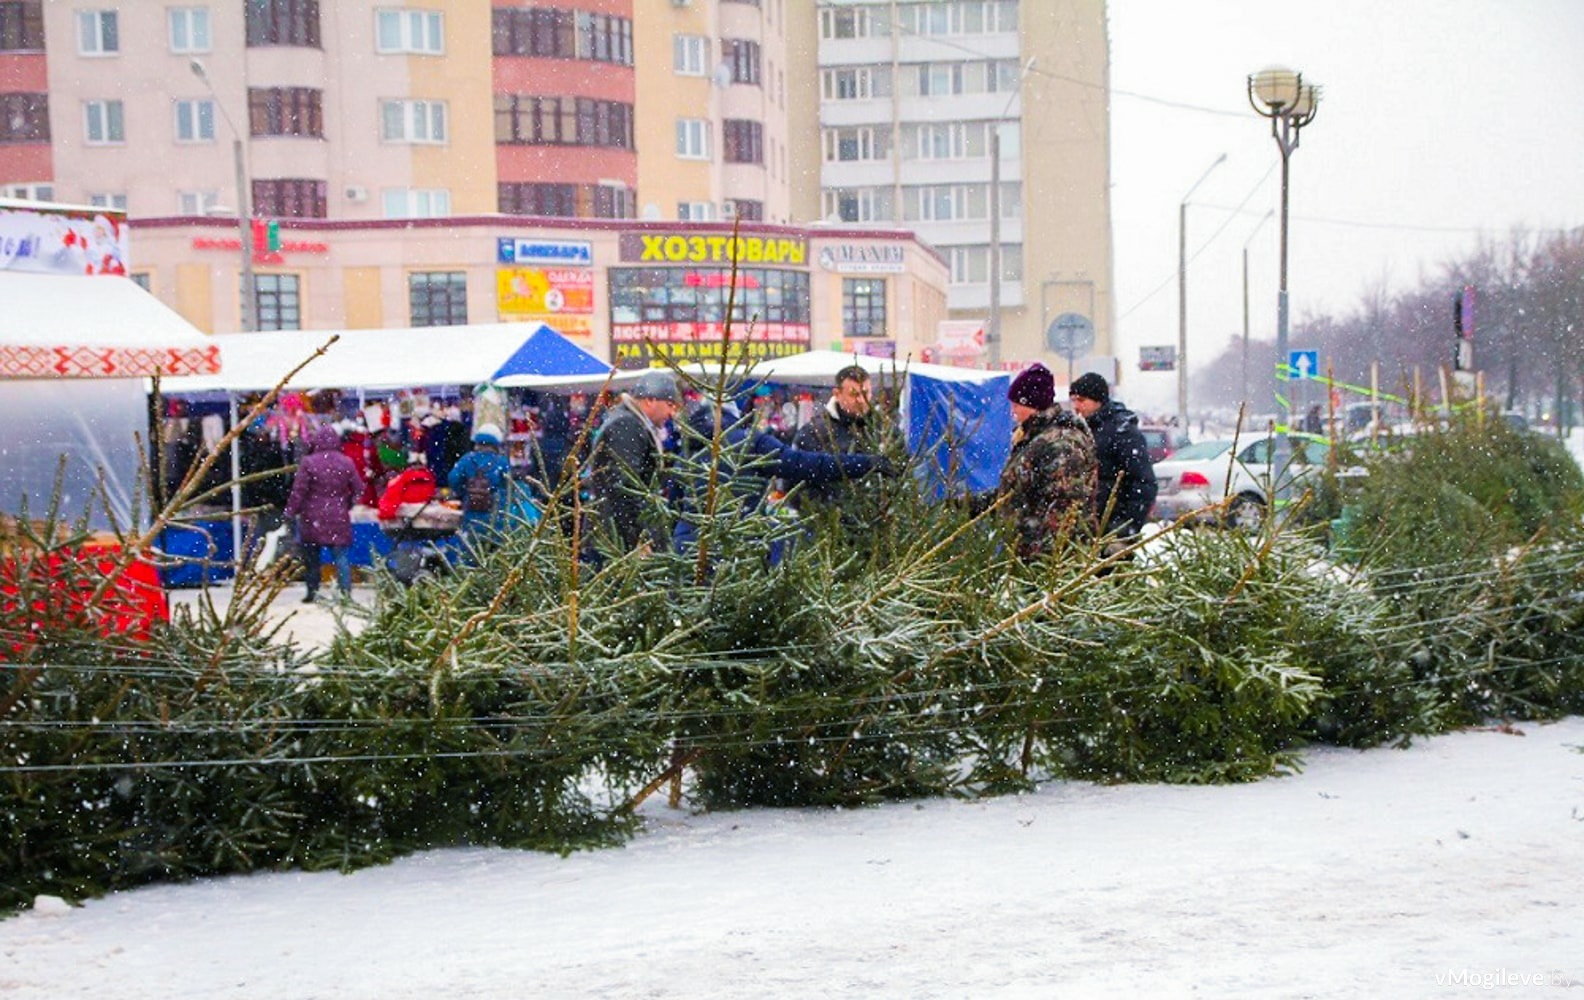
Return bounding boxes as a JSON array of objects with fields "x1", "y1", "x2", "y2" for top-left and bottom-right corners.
[
  {"x1": 160, "y1": 322, "x2": 623, "y2": 394},
  {"x1": 0, "y1": 271, "x2": 221, "y2": 379}
]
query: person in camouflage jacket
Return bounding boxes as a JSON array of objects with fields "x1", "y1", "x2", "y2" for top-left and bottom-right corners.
[{"x1": 998, "y1": 363, "x2": 1098, "y2": 559}]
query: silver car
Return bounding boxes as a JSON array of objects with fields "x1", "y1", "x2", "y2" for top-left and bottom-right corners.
[{"x1": 1151, "y1": 433, "x2": 1337, "y2": 529}]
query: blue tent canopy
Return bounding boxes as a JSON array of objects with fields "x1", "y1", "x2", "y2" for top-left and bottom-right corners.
[{"x1": 492, "y1": 323, "x2": 613, "y2": 382}]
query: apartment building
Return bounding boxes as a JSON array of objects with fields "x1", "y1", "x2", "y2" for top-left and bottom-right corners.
[
  {"x1": 0, "y1": 1, "x2": 1107, "y2": 371},
  {"x1": 790, "y1": 0, "x2": 1115, "y2": 370}
]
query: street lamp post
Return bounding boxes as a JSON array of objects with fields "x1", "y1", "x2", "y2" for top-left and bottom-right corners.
[
  {"x1": 190, "y1": 58, "x2": 255, "y2": 333},
  {"x1": 1247, "y1": 67, "x2": 1320, "y2": 432},
  {"x1": 986, "y1": 57, "x2": 1035, "y2": 369},
  {"x1": 1177, "y1": 153, "x2": 1225, "y2": 431},
  {"x1": 1242, "y1": 208, "x2": 1274, "y2": 407}
]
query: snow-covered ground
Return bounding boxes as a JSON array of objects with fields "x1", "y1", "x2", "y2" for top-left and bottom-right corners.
[{"x1": 3, "y1": 716, "x2": 1580, "y2": 999}]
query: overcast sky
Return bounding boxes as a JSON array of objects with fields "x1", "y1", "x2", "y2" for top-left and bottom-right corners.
[{"x1": 1103, "y1": 0, "x2": 1584, "y2": 413}]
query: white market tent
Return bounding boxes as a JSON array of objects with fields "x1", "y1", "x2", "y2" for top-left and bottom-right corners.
[
  {"x1": 1, "y1": 270, "x2": 223, "y2": 529},
  {"x1": 160, "y1": 321, "x2": 626, "y2": 395}
]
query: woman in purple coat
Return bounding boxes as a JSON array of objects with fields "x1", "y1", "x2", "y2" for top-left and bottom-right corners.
[{"x1": 283, "y1": 425, "x2": 365, "y2": 602}]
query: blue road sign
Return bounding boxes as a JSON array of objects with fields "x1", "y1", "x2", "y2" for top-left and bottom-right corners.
[{"x1": 1288, "y1": 349, "x2": 1319, "y2": 380}]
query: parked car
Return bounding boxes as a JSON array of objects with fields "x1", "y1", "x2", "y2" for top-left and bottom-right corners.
[
  {"x1": 1151, "y1": 432, "x2": 1339, "y2": 529},
  {"x1": 1138, "y1": 424, "x2": 1181, "y2": 464}
]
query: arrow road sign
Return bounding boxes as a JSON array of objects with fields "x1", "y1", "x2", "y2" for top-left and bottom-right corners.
[{"x1": 1288, "y1": 349, "x2": 1319, "y2": 381}]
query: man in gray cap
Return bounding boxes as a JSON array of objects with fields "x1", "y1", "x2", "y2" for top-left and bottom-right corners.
[{"x1": 591, "y1": 369, "x2": 682, "y2": 551}]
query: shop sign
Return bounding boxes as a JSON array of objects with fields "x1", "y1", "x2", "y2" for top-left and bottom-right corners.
[
  {"x1": 503, "y1": 313, "x2": 594, "y2": 338},
  {"x1": 497, "y1": 267, "x2": 594, "y2": 315},
  {"x1": 610, "y1": 321, "x2": 810, "y2": 345},
  {"x1": 819, "y1": 243, "x2": 905, "y2": 274},
  {"x1": 497, "y1": 238, "x2": 593, "y2": 267},
  {"x1": 1138, "y1": 345, "x2": 1176, "y2": 372},
  {"x1": 614, "y1": 339, "x2": 809, "y2": 370},
  {"x1": 619, "y1": 232, "x2": 807, "y2": 266},
  {"x1": 844, "y1": 339, "x2": 897, "y2": 359},
  {"x1": 191, "y1": 236, "x2": 330, "y2": 258},
  {"x1": 0, "y1": 204, "x2": 128, "y2": 275}
]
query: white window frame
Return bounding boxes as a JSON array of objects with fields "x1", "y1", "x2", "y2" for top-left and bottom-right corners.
[
  {"x1": 677, "y1": 201, "x2": 714, "y2": 222},
  {"x1": 675, "y1": 118, "x2": 711, "y2": 160},
  {"x1": 376, "y1": 9, "x2": 444, "y2": 55},
  {"x1": 89, "y1": 193, "x2": 129, "y2": 211},
  {"x1": 382, "y1": 188, "x2": 451, "y2": 219},
  {"x1": 673, "y1": 34, "x2": 707, "y2": 76},
  {"x1": 1, "y1": 182, "x2": 54, "y2": 202},
  {"x1": 168, "y1": 7, "x2": 211, "y2": 54},
  {"x1": 822, "y1": 126, "x2": 890, "y2": 163},
  {"x1": 174, "y1": 99, "x2": 216, "y2": 143},
  {"x1": 380, "y1": 99, "x2": 448, "y2": 144},
  {"x1": 823, "y1": 187, "x2": 894, "y2": 224},
  {"x1": 84, "y1": 100, "x2": 125, "y2": 145},
  {"x1": 818, "y1": 6, "x2": 888, "y2": 40},
  {"x1": 77, "y1": 10, "x2": 118, "y2": 55},
  {"x1": 820, "y1": 66, "x2": 890, "y2": 101},
  {"x1": 178, "y1": 190, "x2": 222, "y2": 215}
]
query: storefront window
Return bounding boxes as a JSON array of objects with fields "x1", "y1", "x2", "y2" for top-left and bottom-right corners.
[
  {"x1": 843, "y1": 277, "x2": 887, "y2": 337},
  {"x1": 409, "y1": 271, "x2": 466, "y2": 327}
]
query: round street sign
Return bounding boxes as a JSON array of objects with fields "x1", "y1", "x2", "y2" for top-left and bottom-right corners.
[{"x1": 1045, "y1": 312, "x2": 1095, "y2": 355}]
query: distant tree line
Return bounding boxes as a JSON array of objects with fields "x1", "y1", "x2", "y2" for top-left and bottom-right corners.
[{"x1": 1193, "y1": 227, "x2": 1584, "y2": 430}]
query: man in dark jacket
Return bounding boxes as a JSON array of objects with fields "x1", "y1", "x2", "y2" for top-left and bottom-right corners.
[
  {"x1": 283, "y1": 425, "x2": 365, "y2": 602},
  {"x1": 791, "y1": 363, "x2": 883, "y2": 509},
  {"x1": 997, "y1": 363, "x2": 1097, "y2": 559},
  {"x1": 590, "y1": 369, "x2": 682, "y2": 552},
  {"x1": 1068, "y1": 371, "x2": 1157, "y2": 540}
]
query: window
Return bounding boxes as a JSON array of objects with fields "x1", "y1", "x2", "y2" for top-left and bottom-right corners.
[
  {"x1": 818, "y1": 6, "x2": 886, "y2": 39},
  {"x1": 947, "y1": 244, "x2": 1022, "y2": 284},
  {"x1": 253, "y1": 178, "x2": 328, "y2": 218},
  {"x1": 575, "y1": 11, "x2": 632, "y2": 65},
  {"x1": 409, "y1": 272, "x2": 466, "y2": 327},
  {"x1": 676, "y1": 118, "x2": 710, "y2": 160},
  {"x1": 89, "y1": 193, "x2": 128, "y2": 210},
  {"x1": 0, "y1": 181, "x2": 53, "y2": 201},
  {"x1": 382, "y1": 188, "x2": 450, "y2": 218},
  {"x1": 253, "y1": 273, "x2": 301, "y2": 330},
  {"x1": 820, "y1": 66, "x2": 890, "y2": 101},
  {"x1": 0, "y1": 93, "x2": 49, "y2": 142},
  {"x1": 823, "y1": 187, "x2": 894, "y2": 224},
  {"x1": 609, "y1": 267, "x2": 810, "y2": 328},
  {"x1": 673, "y1": 34, "x2": 706, "y2": 75},
  {"x1": 77, "y1": 10, "x2": 117, "y2": 54},
  {"x1": 722, "y1": 38, "x2": 760, "y2": 86},
  {"x1": 130, "y1": 272, "x2": 151, "y2": 291},
  {"x1": 823, "y1": 126, "x2": 891, "y2": 163},
  {"x1": 722, "y1": 120, "x2": 762, "y2": 165},
  {"x1": 84, "y1": 100, "x2": 125, "y2": 144},
  {"x1": 726, "y1": 199, "x2": 763, "y2": 222},
  {"x1": 843, "y1": 278, "x2": 886, "y2": 338},
  {"x1": 498, "y1": 182, "x2": 576, "y2": 216},
  {"x1": 677, "y1": 201, "x2": 713, "y2": 222},
  {"x1": 494, "y1": 95, "x2": 632, "y2": 148},
  {"x1": 491, "y1": 7, "x2": 631, "y2": 65},
  {"x1": 178, "y1": 190, "x2": 222, "y2": 214},
  {"x1": 381, "y1": 100, "x2": 447, "y2": 144},
  {"x1": 593, "y1": 183, "x2": 634, "y2": 219},
  {"x1": 492, "y1": 7, "x2": 572, "y2": 57},
  {"x1": 168, "y1": 8, "x2": 211, "y2": 53},
  {"x1": 246, "y1": 0, "x2": 320, "y2": 47},
  {"x1": 1, "y1": 2, "x2": 46, "y2": 50},
  {"x1": 376, "y1": 8, "x2": 442, "y2": 54},
  {"x1": 248, "y1": 87, "x2": 324, "y2": 137},
  {"x1": 174, "y1": 99, "x2": 216, "y2": 143}
]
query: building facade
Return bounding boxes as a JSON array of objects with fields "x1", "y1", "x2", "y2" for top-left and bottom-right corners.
[
  {"x1": 792, "y1": 0, "x2": 1115, "y2": 370},
  {"x1": 0, "y1": 0, "x2": 1107, "y2": 372},
  {"x1": 130, "y1": 214, "x2": 948, "y2": 368}
]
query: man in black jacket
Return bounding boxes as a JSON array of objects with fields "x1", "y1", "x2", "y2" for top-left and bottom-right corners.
[
  {"x1": 791, "y1": 364, "x2": 880, "y2": 509},
  {"x1": 1068, "y1": 372, "x2": 1157, "y2": 540},
  {"x1": 590, "y1": 369, "x2": 682, "y2": 551}
]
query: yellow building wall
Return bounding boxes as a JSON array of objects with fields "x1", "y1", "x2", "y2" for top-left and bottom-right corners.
[
  {"x1": 343, "y1": 268, "x2": 384, "y2": 329},
  {"x1": 174, "y1": 263, "x2": 216, "y2": 334},
  {"x1": 410, "y1": 5, "x2": 496, "y2": 211}
]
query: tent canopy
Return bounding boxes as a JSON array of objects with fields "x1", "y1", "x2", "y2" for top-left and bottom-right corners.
[
  {"x1": 160, "y1": 322, "x2": 623, "y2": 395},
  {"x1": 689, "y1": 349, "x2": 1006, "y2": 389},
  {"x1": 0, "y1": 271, "x2": 221, "y2": 378}
]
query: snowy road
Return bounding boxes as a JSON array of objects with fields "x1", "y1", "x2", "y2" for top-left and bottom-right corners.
[{"x1": 3, "y1": 718, "x2": 1581, "y2": 999}]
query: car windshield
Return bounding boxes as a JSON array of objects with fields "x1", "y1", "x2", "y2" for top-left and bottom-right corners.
[
  {"x1": 1240, "y1": 436, "x2": 1330, "y2": 465},
  {"x1": 1167, "y1": 439, "x2": 1233, "y2": 461}
]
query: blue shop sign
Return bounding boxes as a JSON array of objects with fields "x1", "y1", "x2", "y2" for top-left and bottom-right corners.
[{"x1": 497, "y1": 238, "x2": 593, "y2": 267}]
